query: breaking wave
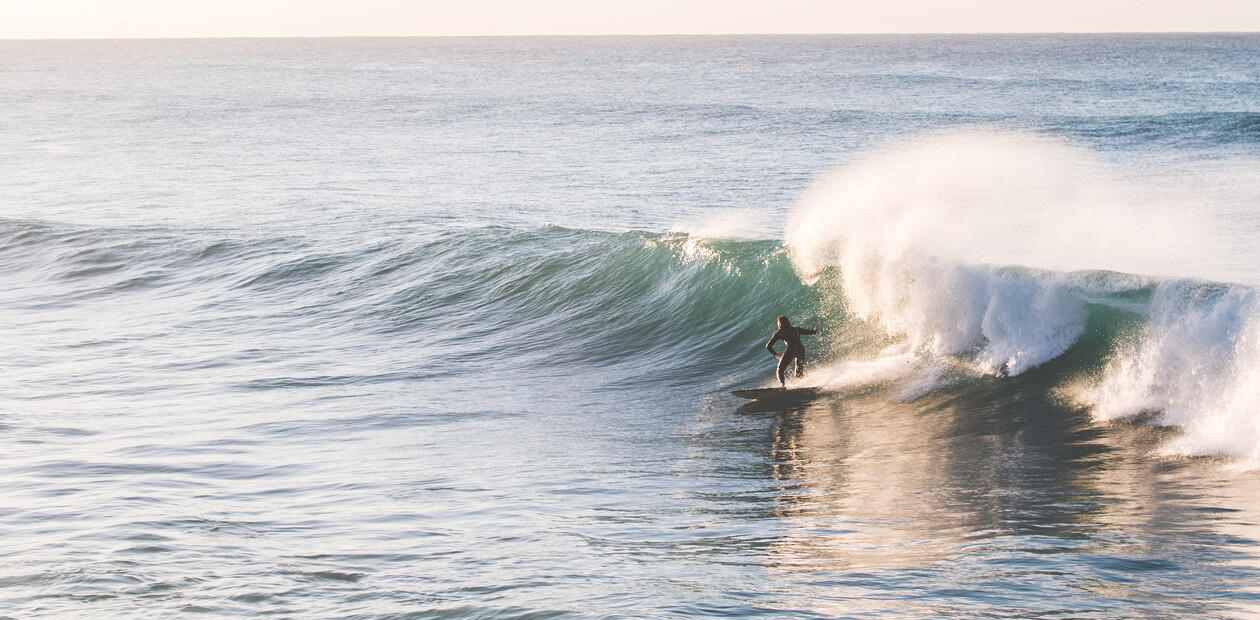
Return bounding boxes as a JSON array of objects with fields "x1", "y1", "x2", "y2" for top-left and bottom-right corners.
[
  {"x1": 784, "y1": 129, "x2": 1260, "y2": 468},
  {"x1": 5, "y1": 129, "x2": 1259, "y2": 467}
]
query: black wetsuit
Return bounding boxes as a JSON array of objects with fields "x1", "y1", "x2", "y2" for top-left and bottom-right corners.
[{"x1": 767, "y1": 326, "x2": 819, "y2": 385}]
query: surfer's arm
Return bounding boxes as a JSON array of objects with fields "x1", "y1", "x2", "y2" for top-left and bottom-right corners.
[
  {"x1": 800, "y1": 327, "x2": 820, "y2": 335},
  {"x1": 766, "y1": 334, "x2": 782, "y2": 357}
]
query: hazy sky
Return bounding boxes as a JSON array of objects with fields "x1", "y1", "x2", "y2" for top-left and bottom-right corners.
[{"x1": 3, "y1": 0, "x2": 1259, "y2": 39}]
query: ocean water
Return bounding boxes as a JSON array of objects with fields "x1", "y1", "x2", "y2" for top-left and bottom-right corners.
[{"x1": 2, "y1": 34, "x2": 1260, "y2": 618}]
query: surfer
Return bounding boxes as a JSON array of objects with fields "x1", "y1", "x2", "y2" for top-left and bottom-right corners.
[{"x1": 766, "y1": 316, "x2": 820, "y2": 387}]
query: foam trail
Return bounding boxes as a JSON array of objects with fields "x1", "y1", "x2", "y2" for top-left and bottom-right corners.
[{"x1": 801, "y1": 344, "x2": 953, "y2": 402}]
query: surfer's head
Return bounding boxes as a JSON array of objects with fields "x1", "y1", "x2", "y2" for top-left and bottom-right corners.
[{"x1": 777, "y1": 315, "x2": 790, "y2": 328}]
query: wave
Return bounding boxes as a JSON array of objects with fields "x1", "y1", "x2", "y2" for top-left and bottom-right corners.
[
  {"x1": 1056, "y1": 111, "x2": 1260, "y2": 149},
  {"x1": 6, "y1": 137, "x2": 1260, "y2": 466}
]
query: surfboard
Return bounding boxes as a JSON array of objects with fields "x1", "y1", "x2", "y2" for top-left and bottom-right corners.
[{"x1": 731, "y1": 386, "x2": 821, "y2": 400}]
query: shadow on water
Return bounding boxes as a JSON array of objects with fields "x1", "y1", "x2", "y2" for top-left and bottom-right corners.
[{"x1": 712, "y1": 374, "x2": 1260, "y2": 618}]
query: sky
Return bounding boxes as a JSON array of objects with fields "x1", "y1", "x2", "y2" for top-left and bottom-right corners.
[{"x1": 2, "y1": 0, "x2": 1259, "y2": 39}]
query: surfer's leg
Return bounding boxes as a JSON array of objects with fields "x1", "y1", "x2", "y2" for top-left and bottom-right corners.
[
  {"x1": 795, "y1": 358, "x2": 805, "y2": 378},
  {"x1": 776, "y1": 354, "x2": 792, "y2": 386}
]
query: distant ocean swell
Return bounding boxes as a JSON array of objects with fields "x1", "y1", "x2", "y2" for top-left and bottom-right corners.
[
  {"x1": 6, "y1": 211, "x2": 1259, "y2": 467},
  {"x1": 1057, "y1": 111, "x2": 1260, "y2": 148}
]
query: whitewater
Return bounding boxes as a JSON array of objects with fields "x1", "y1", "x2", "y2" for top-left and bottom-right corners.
[
  {"x1": 2, "y1": 35, "x2": 1260, "y2": 618},
  {"x1": 784, "y1": 128, "x2": 1260, "y2": 467}
]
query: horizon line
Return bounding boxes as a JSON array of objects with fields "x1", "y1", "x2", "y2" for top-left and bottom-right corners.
[{"x1": 4, "y1": 30, "x2": 1259, "y2": 42}]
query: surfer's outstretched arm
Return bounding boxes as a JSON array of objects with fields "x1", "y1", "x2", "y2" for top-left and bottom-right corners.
[{"x1": 800, "y1": 327, "x2": 820, "y2": 335}]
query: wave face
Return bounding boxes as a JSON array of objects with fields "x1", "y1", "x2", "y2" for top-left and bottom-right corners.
[
  {"x1": 0, "y1": 218, "x2": 816, "y2": 389},
  {"x1": 358, "y1": 226, "x2": 813, "y2": 386}
]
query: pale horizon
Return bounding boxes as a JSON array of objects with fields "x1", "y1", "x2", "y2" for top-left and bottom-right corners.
[{"x1": 2, "y1": 0, "x2": 1258, "y2": 40}]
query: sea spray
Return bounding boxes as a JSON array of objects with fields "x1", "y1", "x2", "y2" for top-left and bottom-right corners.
[
  {"x1": 784, "y1": 129, "x2": 1125, "y2": 376},
  {"x1": 784, "y1": 128, "x2": 1213, "y2": 281}
]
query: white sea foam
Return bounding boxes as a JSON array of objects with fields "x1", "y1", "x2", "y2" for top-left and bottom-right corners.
[{"x1": 1086, "y1": 281, "x2": 1260, "y2": 468}]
